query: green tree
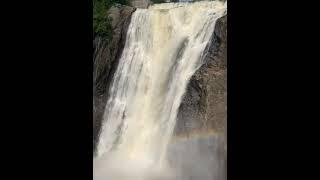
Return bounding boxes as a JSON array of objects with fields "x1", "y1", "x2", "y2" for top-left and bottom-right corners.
[{"x1": 93, "y1": 0, "x2": 128, "y2": 40}]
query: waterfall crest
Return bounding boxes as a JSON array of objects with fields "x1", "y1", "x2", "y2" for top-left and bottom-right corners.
[{"x1": 94, "y1": 1, "x2": 226, "y2": 179}]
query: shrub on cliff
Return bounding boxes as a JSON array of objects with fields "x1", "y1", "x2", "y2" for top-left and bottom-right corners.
[{"x1": 93, "y1": 0, "x2": 128, "y2": 40}]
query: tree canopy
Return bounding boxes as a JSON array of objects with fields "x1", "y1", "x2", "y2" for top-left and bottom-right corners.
[{"x1": 93, "y1": 0, "x2": 128, "y2": 39}]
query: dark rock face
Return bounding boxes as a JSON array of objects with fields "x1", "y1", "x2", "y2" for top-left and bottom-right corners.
[
  {"x1": 174, "y1": 15, "x2": 227, "y2": 180},
  {"x1": 175, "y1": 15, "x2": 227, "y2": 136},
  {"x1": 93, "y1": 5, "x2": 136, "y2": 154}
]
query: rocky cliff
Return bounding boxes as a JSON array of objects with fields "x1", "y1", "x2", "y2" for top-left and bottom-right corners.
[
  {"x1": 175, "y1": 15, "x2": 227, "y2": 179},
  {"x1": 175, "y1": 15, "x2": 227, "y2": 137}
]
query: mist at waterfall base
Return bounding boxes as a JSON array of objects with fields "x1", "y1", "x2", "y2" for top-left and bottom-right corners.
[
  {"x1": 94, "y1": 135, "x2": 225, "y2": 180},
  {"x1": 93, "y1": 1, "x2": 227, "y2": 180}
]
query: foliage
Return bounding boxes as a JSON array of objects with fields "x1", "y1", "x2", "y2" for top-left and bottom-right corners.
[{"x1": 93, "y1": 0, "x2": 128, "y2": 40}]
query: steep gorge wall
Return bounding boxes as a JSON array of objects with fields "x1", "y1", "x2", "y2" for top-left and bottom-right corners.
[
  {"x1": 175, "y1": 16, "x2": 227, "y2": 179},
  {"x1": 175, "y1": 15, "x2": 227, "y2": 137}
]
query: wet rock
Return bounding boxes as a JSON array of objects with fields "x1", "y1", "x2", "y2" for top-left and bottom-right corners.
[
  {"x1": 174, "y1": 16, "x2": 227, "y2": 179},
  {"x1": 175, "y1": 15, "x2": 227, "y2": 137}
]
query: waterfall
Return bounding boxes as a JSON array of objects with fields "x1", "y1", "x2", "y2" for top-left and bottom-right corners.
[{"x1": 94, "y1": 1, "x2": 227, "y2": 180}]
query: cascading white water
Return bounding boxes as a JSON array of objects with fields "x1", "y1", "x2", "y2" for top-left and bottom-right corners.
[{"x1": 94, "y1": 1, "x2": 227, "y2": 180}]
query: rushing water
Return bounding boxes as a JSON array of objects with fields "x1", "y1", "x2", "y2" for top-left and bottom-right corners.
[{"x1": 94, "y1": 1, "x2": 227, "y2": 180}]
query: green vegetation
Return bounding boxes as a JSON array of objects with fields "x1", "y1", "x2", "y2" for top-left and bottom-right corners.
[
  {"x1": 93, "y1": 0, "x2": 128, "y2": 40},
  {"x1": 93, "y1": 0, "x2": 171, "y2": 40}
]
